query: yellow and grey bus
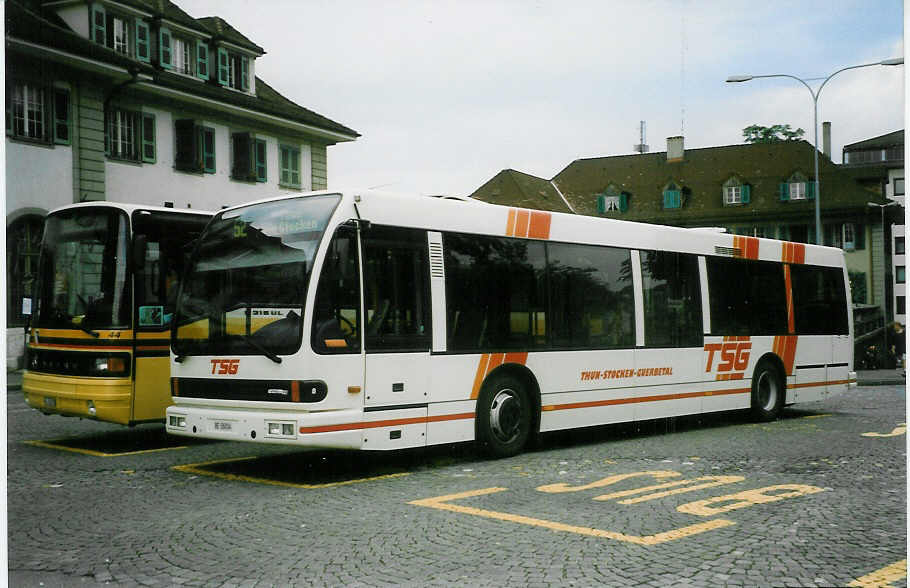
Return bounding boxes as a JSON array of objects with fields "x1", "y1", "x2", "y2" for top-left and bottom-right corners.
[{"x1": 23, "y1": 202, "x2": 211, "y2": 425}]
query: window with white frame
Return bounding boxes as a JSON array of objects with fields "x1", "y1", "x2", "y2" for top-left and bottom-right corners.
[
  {"x1": 789, "y1": 182, "x2": 807, "y2": 200},
  {"x1": 172, "y1": 38, "x2": 194, "y2": 75},
  {"x1": 724, "y1": 185, "x2": 742, "y2": 204},
  {"x1": 895, "y1": 178, "x2": 904, "y2": 196},
  {"x1": 897, "y1": 266, "x2": 906, "y2": 284},
  {"x1": 107, "y1": 109, "x2": 138, "y2": 160},
  {"x1": 604, "y1": 196, "x2": 621, "y2": 211},
  {"x1": 112, "y1": 17, "x2": 129, "y2": 54},
  {"x1": 842, "y1": 222, "x2": 856, "y2": 250},
  {"x1": 10, "y1": 83, "x2": 45, "y2": 140}
]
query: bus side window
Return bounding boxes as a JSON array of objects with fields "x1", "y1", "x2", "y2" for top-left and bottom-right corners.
[
  {"x1": 790, "y1": 265, "x2": 848, "y2": 335},
  {"x1": 311, "y1": 227, "x2": 361, "y2": 354},
  {"x1": 362, "y1": 226, "x2": 431, "y2": 352}
]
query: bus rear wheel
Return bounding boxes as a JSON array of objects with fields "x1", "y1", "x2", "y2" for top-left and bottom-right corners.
[
  {"x1": 750, "y1": 361, "x2": 784, "y2": 422},
  {"x1": 476, "y1": 373, "x2": 531, "y2": 458}
]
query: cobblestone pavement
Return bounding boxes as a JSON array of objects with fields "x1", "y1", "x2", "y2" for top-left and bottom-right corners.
[{"x1": 7, "y1": 384, "x2": 906, "y2": 587}]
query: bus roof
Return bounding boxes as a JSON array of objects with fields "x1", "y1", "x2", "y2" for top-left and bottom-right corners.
[
  {"x1": 47, "y1": 201, "x2": 213, "y2": 217},
  {"x1": 211, "y1": 189, "x2": 848, "y2": 269}
]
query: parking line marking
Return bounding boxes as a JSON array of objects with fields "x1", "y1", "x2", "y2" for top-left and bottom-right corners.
[
  {"x1": 408, "y1": 487, "x2": 735, "y2": 545},
  {"x1": 861, "y1": 423, "x2": 906, "y2": 438},
  {"x1": 848, "y1": 559, "x2": 907, "y2": 587},
  {"x1": 24, "y1": 439, "x2": 188, "y2": 457},
  {"x1": 172, "y1": 456, "x2": 409, "y2": 488}
]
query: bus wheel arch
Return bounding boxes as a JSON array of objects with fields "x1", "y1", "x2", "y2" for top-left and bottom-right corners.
[
  {"x1": 475, "y1": 364, "x2": 540, "y2": 458},
  {"x1": 750, "y1": 354, "x2": 785, "y2": 422}
]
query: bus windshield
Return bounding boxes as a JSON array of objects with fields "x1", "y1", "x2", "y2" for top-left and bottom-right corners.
[
  {"x1": 173, "y1": 194, "x2": 341, "y2": 358},
  {"x1": 32, "y1": 207, "x2": 131, "y2": 331}
]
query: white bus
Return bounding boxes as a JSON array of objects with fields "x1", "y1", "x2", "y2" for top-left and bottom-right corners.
[{"x1": 166, "y1": 190, "x2": 855, "y2": 457}]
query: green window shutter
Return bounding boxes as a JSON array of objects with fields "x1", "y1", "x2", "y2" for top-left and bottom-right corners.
[
  {"x1": 807, "y1": 181, "x2": 816, "y2": 200},
  {"x1": 217, "y1": 47, "x2": 229, "y2": 86},
  {"x1": 141, "y1": 113, "x2": 156, "y2": 163},
  {"x1": 741, "y1": 184, "x2": 751, "y2": 204},
  {"x1": 53, "y1": 89, "x2": 71, "y2": 145},
  {"x1": 240, "y1": 56, "x2": 249, "y2": 91},
  {"x1": 619, "y1": 192, "x2": 629, "y2": 212},
  {"x1": 663, "y1": 189, "x2": 681, "y2": 209},
  {"x1": 91, "y1": 3, "x2": 106, "y2": 45},
  {"x1": 255, "y1": 139, "x2": 267, "y2": 182},
  {"x1": 136, "y1": 20, "x2": 150, "y2": 62},
  {"x1": 596, "y1": 195, "x2": 606, "y2": 213},
  {"x1": 779, "y1": 182, "x2": 789, "y2": 201},
  {"x1": 159, "y1": 27, "x2": 172, "y2": 68},
  {"x1": 855, "y1": 223, "x2": 865, "y2": 250},
  {"x1": 196, "y1": 41, "x2": 209, "y2": 80}
]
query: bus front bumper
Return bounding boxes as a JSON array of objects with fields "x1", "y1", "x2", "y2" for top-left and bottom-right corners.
[
  {"x1": 166, "y1": 404, "x2": 364, "y2": 450},
  {"x1": 22, "y1": 372, "x2": 132, "y2": 425}
]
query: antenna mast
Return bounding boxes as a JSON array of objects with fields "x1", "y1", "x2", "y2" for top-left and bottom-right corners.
[{"x1": 634, "y1": 121, "x2": 650, "y2": 154}]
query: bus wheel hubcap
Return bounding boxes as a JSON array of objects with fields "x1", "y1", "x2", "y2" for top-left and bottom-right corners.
[
  {"x1": 757, "y1": 371, "x2": 777, "y2": 411},
  {"x1": 490, "y1": 389, "x2": 521, "y2": 443}
]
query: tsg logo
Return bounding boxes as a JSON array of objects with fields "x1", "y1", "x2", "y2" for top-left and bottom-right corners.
[
  {"x1": 210, "y1": 359, "x2": 240, "y2": 375},
  {"x1": 704, "y1": 340, "x2": 751, "y2": 379}
]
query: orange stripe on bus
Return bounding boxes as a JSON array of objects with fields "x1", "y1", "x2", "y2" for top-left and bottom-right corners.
[
  {"x1": 298, "y1": 412, "x2": 476, "y2": 434},
  {"x1": 542, "y1": 387, "x2": 750, "y2": 412},
  {"x1": 528, "y1": 211, "x2": 552, "y2": 240},
  {"x1": 773, "y1": 335, "x2": 798, "y2": 375},
  {"x1": 515, "y1": 210, "x2": 531, "y2": 237},
  {"x1": 506, "y1": 209, "x2": 517, "y2": 236},
  {"x1": 470, "y1": 352, "x2": 528, "y2": 399},
  {"x1": 30, "y1": 343, "x2": 134, "y2": 352},
  {"x1": 471, "y1": 354, "x2": 492, "y2": 399},
  {"x1": 784, "y1": 265, "x2": 795, "y2": 333}
]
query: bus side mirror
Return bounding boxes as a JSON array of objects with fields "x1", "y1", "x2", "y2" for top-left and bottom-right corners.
[{"x1": 133, "y1": 235, "x2": 147, "y2": 271}]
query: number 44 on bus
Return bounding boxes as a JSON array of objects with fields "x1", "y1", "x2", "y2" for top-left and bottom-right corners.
[{"x1": 166, "y1": 190, "x2": 855, "y2": 457}]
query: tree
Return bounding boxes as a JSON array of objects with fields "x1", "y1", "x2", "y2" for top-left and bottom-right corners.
[{"x1": 742, "y1": 124, "x2": 805, "y2": 144}]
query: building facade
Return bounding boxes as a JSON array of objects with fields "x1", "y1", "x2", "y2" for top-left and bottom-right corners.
[
  {"x1": 842, "y1": 131, "x2": 905, "y2": 329},
  {"x1": 6, "y1": 0, "x2": 360, "y2": 367}
]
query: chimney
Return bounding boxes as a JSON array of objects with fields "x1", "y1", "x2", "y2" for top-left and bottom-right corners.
[
  {"x1": 667, "y1": 136, "x2": 684, "y2": 162},
  {"x1": 822, "y1": 122, "x2": 831, "y2": 159}
]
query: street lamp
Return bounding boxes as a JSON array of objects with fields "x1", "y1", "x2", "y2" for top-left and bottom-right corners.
[{"x1": 726, "y1": 58, "x2": 904, "y2": 245}]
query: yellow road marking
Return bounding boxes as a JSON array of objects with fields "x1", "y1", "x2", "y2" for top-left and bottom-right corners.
[
  {"x1": 24, "y1": 439, "x2": 188, "y2": 457},
  {"x1": 862, "y1": 423, "x2": 907, "y2": 438},
  {"x1": 409, "y1": 487, "x2": 735, "y2": 545},
  {"x1": 848, "y1": 559, "x2": 907, "y2": 587},
  {"x1": 598, "y1": 475, "x2": 745, "y2": 504},
  {"x1": 677, "y1": 484, "x2": 824, "y2": 516},
  {"x1": 172, "y1": 456, "x2": 409, "y2": 488},
  {"x1": 802, "y1": 413, "x2": 832, "y2": 419}
]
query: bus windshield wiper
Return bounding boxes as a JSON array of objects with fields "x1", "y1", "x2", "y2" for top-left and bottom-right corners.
[
  {"x1": 236, "y1": 334, "x2": 282, "y2": 364},
  {"x1": 71, "y1": 320, "x2": 99, "y2": 338}
]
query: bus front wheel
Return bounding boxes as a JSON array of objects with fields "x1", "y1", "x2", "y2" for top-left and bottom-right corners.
[
  {"x1": 750, "y1": 361, "x2": 784, "y2": 422},
  {"x1": 476, "y1": 373, "x2": 531, "y2": 458}
]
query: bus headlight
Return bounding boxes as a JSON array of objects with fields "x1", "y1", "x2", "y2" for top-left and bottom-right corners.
[
  {"x1": 169, "y1": 415, "x2": 186, "y2": 428},
  {"x1": 266, "y1": 422, "x2": 295, "y2": 437},
  {"x1": 93, "y1": 356, "x2": 128, "y2": 376}
]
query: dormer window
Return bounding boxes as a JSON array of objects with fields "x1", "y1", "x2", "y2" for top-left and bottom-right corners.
[
  {"x1": 663, "y1": 182, "x2": 683, "y2": 209},
  {"x1": 595, "y1": 184, "x2": 629, "y2": 213},
  {"x1": 722, "y1": 177, "x2": 750, "y2": 206},
  {"x1": 780, "y1": 173, "x2": 816, "y2": 201},
  {"x1": 91, "y1": 3, "x2": 148, "y2": 60},
  {"x1": 217, "y1": 47, "x2": 251, "y2": 92}
]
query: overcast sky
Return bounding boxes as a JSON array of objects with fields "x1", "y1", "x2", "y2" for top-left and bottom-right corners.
[{"x1": 180, "y1": 0, "x2": 905, "y2": 197}]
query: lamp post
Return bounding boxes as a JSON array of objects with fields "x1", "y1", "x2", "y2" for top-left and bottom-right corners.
[
  {"x1": 868, "y1": 200, "x2": 900, "y2": 362},
  {"x1": 726, "y1": 58, "x2": 904, "y2": 245}
]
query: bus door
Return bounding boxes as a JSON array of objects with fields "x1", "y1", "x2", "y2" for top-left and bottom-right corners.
[
  {"x1": 361, "y1": 225, "x2": 433, "y2": 449},
  {"x1": 132, "y1": 211, "x2": 207, "y2": 422}
]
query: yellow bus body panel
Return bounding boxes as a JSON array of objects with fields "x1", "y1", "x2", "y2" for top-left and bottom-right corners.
[
  {"x1": 132, "y1": 356, "x2": 173, "y2": 422},
  {"x1": 23, "y1": 372, "x2": 133, "y2": 425}
]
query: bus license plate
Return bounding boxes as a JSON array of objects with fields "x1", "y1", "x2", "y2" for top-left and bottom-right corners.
[
  {"x1": 212, "y1": 421, "x2": 233, "y2": 432},
  {"x1": 43, "y1": 397, "x2": 56, "y2": 408}
]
